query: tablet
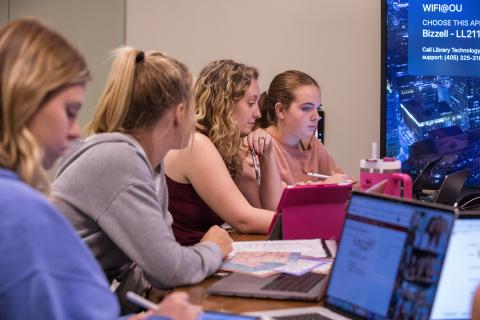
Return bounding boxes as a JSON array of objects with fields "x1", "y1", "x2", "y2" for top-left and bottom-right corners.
[{"x1": 268, "y1": 183, "x2": 352, "y2": 241}]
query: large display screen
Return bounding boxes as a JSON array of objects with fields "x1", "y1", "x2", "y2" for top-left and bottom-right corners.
[{"x1": 382, "y1": 0, "x2": 480, "y2": 188}]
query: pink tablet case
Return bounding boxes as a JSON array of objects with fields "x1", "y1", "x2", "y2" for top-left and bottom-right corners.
[{"x1": 268, "y1": 183, "x2": 352, "y2": 241}]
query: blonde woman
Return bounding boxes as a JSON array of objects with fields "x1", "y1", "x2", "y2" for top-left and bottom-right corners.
[
  {"x1": 0, "y1": 18, "x2": 201, "y2": 320},
  {"x1": 51, "y1": 49, "x2": 232, "y2": 312},
  {"x1": 164, "y1": 60, "x2": 282, "y2": 246}
]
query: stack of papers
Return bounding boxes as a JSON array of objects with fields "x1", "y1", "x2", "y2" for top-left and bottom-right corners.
[{"x1": 220, "y1": 239, "x2": 334, "y2": 277}]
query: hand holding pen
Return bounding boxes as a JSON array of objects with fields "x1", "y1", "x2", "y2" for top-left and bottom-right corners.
[
  {"x1": 127, "y1": 291, "x2": 202, "y2": 320},
  {"x1": 246, "y1": 129, "x2": 273, "y2": 185},
  {"x1": 246, "y1": 128, "x2": 272, "y2": 156}
]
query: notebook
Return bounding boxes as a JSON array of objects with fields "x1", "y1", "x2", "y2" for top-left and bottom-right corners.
[
  {"x1": 247, "y1": 191, "x2": 456, "y2": 320},
  {"x1": 268, "y1": 183, "x2": 352, "y2": 241},
  {"x1": 430, "y1": 213, "x2": 480, "y2": 320}
]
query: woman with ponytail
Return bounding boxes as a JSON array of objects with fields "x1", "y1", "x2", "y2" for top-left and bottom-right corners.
[
  {"x1": 0, "y1": 18, "x2": 201, "y2": 320},
  {"x1": 235, "y1": 70, "x2": 349, "y2": 188},
  {"x1": 51, "y1": 48, "x2": 232, "y2": 313}
]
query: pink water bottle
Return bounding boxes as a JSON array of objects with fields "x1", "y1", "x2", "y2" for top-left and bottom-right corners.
[{"x1": 360, "y1": 143, "x2": 412, "y2": 198}]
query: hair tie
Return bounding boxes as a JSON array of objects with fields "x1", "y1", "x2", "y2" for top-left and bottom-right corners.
[{"x1": 135, "y1": 51, "x2": 145, "y2": 63}]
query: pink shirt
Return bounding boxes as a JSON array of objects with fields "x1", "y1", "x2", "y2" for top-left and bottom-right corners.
[{"x1": 237, "y1": 135, "x2": 342, "y2": 187}]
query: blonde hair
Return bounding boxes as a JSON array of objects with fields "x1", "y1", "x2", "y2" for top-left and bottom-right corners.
[
  {"x1": 258, "y1": 70, "x2": 319, "y2": 128},
  {"x1": 0, "y1": 18, "x2": 90, "y2": 193},
  {"x1": 87, "y1": 47, "x2": 192, "y2": 135},
  {"x1": 195, "y1": 60, "x2": 259, "y2": 175}
]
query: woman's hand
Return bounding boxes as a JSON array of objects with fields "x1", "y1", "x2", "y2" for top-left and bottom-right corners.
[
  {"x1": 324, "y1": 173, "x2": 352, "y2": 184},
  {"x1": 246, "y1": 128, "x2": 272, "y2": 156},
  {"x1": 201, "y1": 225, "x2": 233, "y2": 257},
  {"x1": 131, "y1": 292, "x2": 202, "y2": 320}
]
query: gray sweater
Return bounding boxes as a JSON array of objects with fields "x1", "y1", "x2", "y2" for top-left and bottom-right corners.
[{"x1": 51, "y1": 133, "x2": 222, "y2": 290}]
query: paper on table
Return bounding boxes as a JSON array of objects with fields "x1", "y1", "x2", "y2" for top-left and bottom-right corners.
[
  {"x1": 221, "y1": 251, "x2": 300, "y2": 273},
  {"x1": 221, "y1": 261, "x2": 284, "y2": 274},
  {"x1": 227, "y1": 251, "x2": 299, "y2": 267},
  {"x1": 311, "y1": 259, "x2": 333, "y2": 274},
  {"x1": 273, "y1": 259, "x2": 327, "y2": 276},
  {"x1": 324, "y1": 240, "x2": 337, "y2": 258},
  {"x1": 231, "y1": 239, "x2": 327, "y2": 258}
]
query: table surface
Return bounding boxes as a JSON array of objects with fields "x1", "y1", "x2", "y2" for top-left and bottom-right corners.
[{"x1": 173, "y1": 232, "x2": 323, "y2": 314}]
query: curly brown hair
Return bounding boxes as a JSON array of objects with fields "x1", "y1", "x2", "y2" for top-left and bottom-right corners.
[{"x1": 195, "y1": 60, "x2": 258, "y2": 175}]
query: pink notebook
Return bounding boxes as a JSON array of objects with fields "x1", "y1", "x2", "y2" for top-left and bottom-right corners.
[{"x1": 268, "y1": 183, "x2": 352, "y2": 241}]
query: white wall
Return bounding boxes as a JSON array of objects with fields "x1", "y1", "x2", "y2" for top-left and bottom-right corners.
[
  {"x1": 4, "y1": 0, "x2": 125, "y2": 177},
  {"x1": 8, "y1": 0, "x2": 125, "y2": 128},
  {"x1": 0, "y1": 0, "x2": 8, "y2": 26},
  {"x1": 126, "y1": 0, "x2": 381, "y2": 178}
]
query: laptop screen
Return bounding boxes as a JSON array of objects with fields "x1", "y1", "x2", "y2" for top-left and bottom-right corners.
[
  {"x1": 325, "y1": 192, "x2": 455, "y2": 319},
  {"x1": 430, "y1": 215, "x2": 480, "y2": 320},
  {"x1": 433, "y1": 168, "x2": 470, "y2": 206}
]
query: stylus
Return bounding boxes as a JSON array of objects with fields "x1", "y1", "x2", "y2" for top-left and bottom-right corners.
[
  {"x1": 307, "y1": 172, "x2": 355, "y2": 184},
  {"x1": 307, "y1": 172, "x2": 330, "y2": 179},
  {"x1": 251, "y1": 150, "x2": 261, "y2": 185},
  {"x1": 126, "y1": 291, "x2": 159, "y2": 311}
]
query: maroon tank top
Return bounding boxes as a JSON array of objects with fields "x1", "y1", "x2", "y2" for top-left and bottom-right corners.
[{"x1": 166, "y1": 175, "x2": 224, "y2": 246}]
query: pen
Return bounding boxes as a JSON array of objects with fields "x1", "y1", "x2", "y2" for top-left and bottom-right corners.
[
  {"x1": 251, "y1": 150, "x2": 261, "y2": 185},
  {"x1": 127, "y1": 291, "x2": 213, "y2": 320},
  {"x1": 307, "y1": 172, "x2": 330, "y2": 179},
  {"x1": 307, "y1": 172, "x2": 355, "y2": 184},
  {"x1": 126, "y1": 291, "x2": 159, "y2": 311}
]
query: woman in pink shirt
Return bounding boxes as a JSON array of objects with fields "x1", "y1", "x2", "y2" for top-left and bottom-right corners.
[{"x1": 236, "y1": 70, "x2": 350, "y2": 208}]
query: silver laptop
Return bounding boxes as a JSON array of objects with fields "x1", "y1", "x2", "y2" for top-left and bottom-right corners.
[
  {"x1": 247, "y1": 192, "x2": 456, "y2": 320},
  {"x1": 207, "y1": 269, "x2": 328, "y2": 302},
  {"x1": 430, "y1": 213, "x2": 480, "y2": 320}
]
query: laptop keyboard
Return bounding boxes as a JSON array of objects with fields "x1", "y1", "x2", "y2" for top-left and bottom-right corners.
[
  {"x1": 261, "y1": 272, "x2": 325, "y2": 293},
  {"x1": 272, "y1": 314, "x2": 333, "y2": 320}
]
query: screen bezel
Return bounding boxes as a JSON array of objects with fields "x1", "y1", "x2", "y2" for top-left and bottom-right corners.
[
  {"x1": 380, "y1": 0, "x2": 387, "y2": 158},
  {"x1": 380, "y1": 0, "x2": 480, "y2": 190}
]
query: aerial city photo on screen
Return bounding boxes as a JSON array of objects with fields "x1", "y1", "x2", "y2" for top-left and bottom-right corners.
[{"x1": 384, "y1": 0, "x2": 480, "y2": 187}]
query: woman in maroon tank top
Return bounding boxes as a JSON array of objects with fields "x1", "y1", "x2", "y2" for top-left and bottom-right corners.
[{"x1": 165, "y1": 60, "x2": 283, "y2": 245}]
